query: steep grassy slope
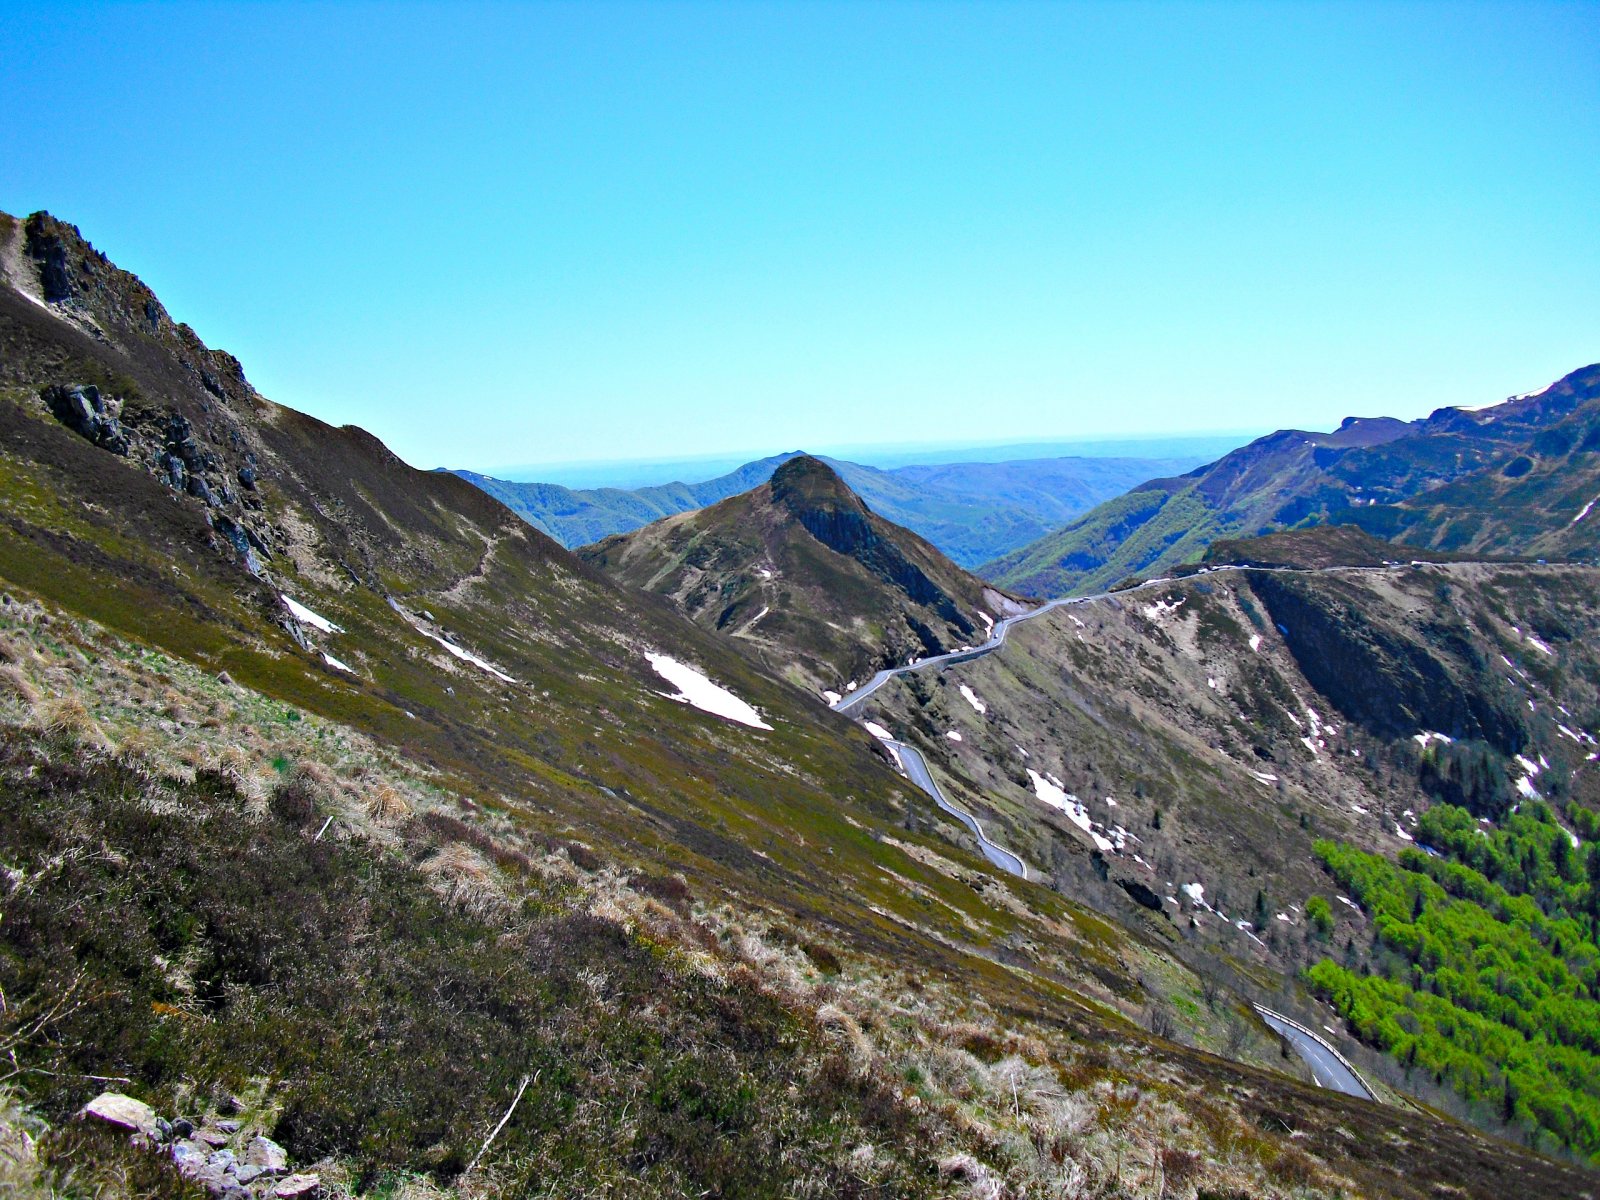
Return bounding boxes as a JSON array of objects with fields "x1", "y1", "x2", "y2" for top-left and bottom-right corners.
[
  {"x1": 985, "y1": 366, "x2": 1600, "y2": 596},
  {"x1": 863, "y1": 538, "x2": 1600, "y2": 1156},
  {"x1": 6, "y1": 574, "x2": 1593, "y2": 1200},
  {"x1": 581, "y1": 456, "x2": 1023, "y2": 695},
  {"x1": 456, "y1": 450, "x2": 1205, "y2": 567},
  {"x1": 2, "y1": 209, "x2": 1590, "y2": 1196}
]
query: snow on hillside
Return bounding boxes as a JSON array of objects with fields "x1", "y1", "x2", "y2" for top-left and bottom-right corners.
[
  {"x1": 282, "y1": 594, "x2": 341, "y2": 634},
  {"x1": 645, "y1": 652, "x2": 772, "y2": 730},
  {"x1": 1027, "y1": 769, "x2": 1113, "y2": 852},
  {"x1": 426, "y1": 629, "x2": 516, "y2": 683}
]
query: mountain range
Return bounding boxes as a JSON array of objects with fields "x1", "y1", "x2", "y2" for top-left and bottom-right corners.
[
  {"x1": 1, "y1": 208, "x2": 1596, "y2": 1198},
  {"x1": 984, "y1": 365, "x2": 1600, "y2": 596},
  {"x1": 452, "y1": 446, "x2": 1209, "y2": 568}
]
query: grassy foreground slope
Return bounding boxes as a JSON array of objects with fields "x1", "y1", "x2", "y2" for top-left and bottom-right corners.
[{"x1": 6, "y1": 584, "x2": 1595, "y2": 1199}]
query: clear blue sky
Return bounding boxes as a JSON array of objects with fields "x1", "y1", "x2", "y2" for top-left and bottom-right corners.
[{"x1": 3, "y1": 1, "x2": 1596, "y2": 473}]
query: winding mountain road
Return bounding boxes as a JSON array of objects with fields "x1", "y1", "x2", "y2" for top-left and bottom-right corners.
[
  {"x1": 832, "y1": 562, "x2": 1393, "y2": 1102},
  {"x1": 890, "y1": 740, "x2": 1026, "y2": 876},
  {"x1": 1253, "y1": 1006, "x2": 1375, "y2": 1099}
]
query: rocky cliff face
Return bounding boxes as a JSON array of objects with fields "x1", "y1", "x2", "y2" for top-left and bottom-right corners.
[{"x1": 2, "y1": 213, "x2": 281, "y2": 583}]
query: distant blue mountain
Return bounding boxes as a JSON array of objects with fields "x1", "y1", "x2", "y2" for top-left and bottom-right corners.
[{"x1": 449, "y1": 449, "x2": 1212, "y2": 568}]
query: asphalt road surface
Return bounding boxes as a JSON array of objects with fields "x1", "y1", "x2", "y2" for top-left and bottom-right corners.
[
  {"x1": 1254, "y1": 1006, "x2": 1374, "y2": 1099},
  {"x1": 891, "y1": 740, "x2": 1026, "y2": 877}
]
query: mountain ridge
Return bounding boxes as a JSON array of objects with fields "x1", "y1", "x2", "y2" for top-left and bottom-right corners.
[
  {"x1": 579, "y1": 454, "x2": 1020, "y2": 695},
  {"x1": 452, "y1": 448, "x2": 1211, "y2": 567},
  {"x1": 985, "y1": 364, "x2": 1600, "y2": 596}
]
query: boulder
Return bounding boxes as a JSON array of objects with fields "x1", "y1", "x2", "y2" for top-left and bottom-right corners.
[
  {"x1": 79, "y1": 1092, "x2": 161, "y2": 1139},
  {"x1": 274, "y1": 1172, "x2": 321, "y2": 1198},
  {"x1": 245, "y1": 1134, "x2": 288, "y2": 1173},
  {"x1": 171, "y1": 1139, "x2": 211, "y2": 1172}
]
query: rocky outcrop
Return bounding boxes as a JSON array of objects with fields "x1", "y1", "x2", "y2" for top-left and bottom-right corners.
[
  {"x1": 79, "y1": 1091, "x2": 311, "y2": 1200},
  {"x1": 43, "y1": 384, "x2": 130, "y2": 455}
]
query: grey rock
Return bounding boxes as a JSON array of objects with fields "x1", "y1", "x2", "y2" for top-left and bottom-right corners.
[
  {"x1": 171, "y1": 1117, "x2": 195, "y2": 1138},
  {"x1": 209, "y1": 1148, "x2": 236, "y2": 1168},
  {"x1": 238, "y1": 466, "x2": 257, "y2": 490},
  {"x1": 44, "y1": 385, "x2": 129, "y2": 455},
  {"x1": 274, "y1": 1173, "x2": 320, "y2": 1199},
  {"x1": 194, "y1": 1126, "x2": 230, "y2": 1147},
  {"x1": 233, "y1": 1164, "x2": 266, "y2": 1185},
  {"x1": 191, "y1": 1163, "x2": 231, "y2": 1194},
  {"x1": 216, "y1": 1118, "x2": 241, "y2": 1133},
  {"x1": 79, "y1": 1092, "x2": 161, "y2": 1138},
  {"x1": 171, "y1": 1139, "x2": 210, "y2": 1172},
  {"x1": 245, "y1": 1135, "x2": 288, "y2": 1173}
]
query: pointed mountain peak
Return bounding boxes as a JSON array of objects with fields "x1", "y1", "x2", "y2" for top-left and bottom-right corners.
[{"x1": 769, "y1": 454, "x2": 868, "y2": 517}]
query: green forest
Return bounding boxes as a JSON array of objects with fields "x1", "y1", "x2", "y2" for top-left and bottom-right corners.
[{"x1": 1305, "y1": 799, "x2": 1600, "y2": 1164}]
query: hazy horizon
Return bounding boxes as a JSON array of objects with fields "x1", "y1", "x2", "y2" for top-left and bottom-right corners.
[
  {"x1": 467, "y1": 430, "x2": 1263, "y2": 490},
  {"x1": 3, "y1": 2, "x2": 1594, "y2": 472}
]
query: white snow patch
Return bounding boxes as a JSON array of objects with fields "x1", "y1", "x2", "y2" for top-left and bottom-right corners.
[
  {"x1": 1337, "y1": 895, "x2": 1361, "y2": 913},
  {"x1": 1104, "y1": 795, "x2": 1118, "y2": 807},
  {"x1": 1181, "y1": 882, "x2": 1208, "y2": 907},
  {"x1": 1525, "y1": 633, "x2": 1555, "y2": 656},
  {"x1": 1351, "y1": 804, "x2": 1369, "y2": 815},
  {"x1": 321, "y1": 651, "x2": 355, "y2": 674},
  {"x1": 1301, "y1": 736, "x2": 1320, "y2": 756},
  {"x1": 755, "y1": 568, "x2": 773, "y2": 580},
  {"x1": 426, "y1": 631, "x2": 516, "y2": 683},
  {"x1": 958, "y1": 685, "x2": 987, "y2": 714},
  {"x1": 1276, "y1": 912, "x2": 1292, "y2": 923},
  {"x1": 747, "y1": 606, "x2": 770, "y2": 625},
  {"x1": 1248, "y1": 770, "x2": 1278, "y2": 785},
  {"x1": 1014, "y1": 744, "x2": 1030, "y2": 758},
  {"x1": 644, "y1": 652, "x2": 771, "y2": 729},
  {"x1": 1207, "y1": 677, "x2": 1219, "y2": 691},
  {"x1": 1414, "y1": 731, "x2": 1454, "y2": 749},
  {"x1": 1394, "y1": 824, "x2": 1413, "y2": 842},
  {"x1": 864, "y1": 721, "x2": 895, "y2": 741},
  {"x1": 1142, "y1": 596, "x2": 1186, "y2": 622},
  {"x1": 822, "y1": 690, "x2": 842, "y2": 705},
  {"x1": 1571, "y1": 495, "x2": 1600, "y2": 525},
  {"x1": 1516, "y1": 775, "x2": 1541, "y2": 800},
  {"x1": 1248, "y1": 633, "x2": 1262, "y2": 652},
  {"x1": 1515, "y1": 754, "x2": 1541, "y2": 777},
  {"x1": 976, "y1": 611, "x2": 994, "y2": 634},
  {"x1": 846, "y1": 680, "x2": 859, "y2": 692},
  {"x1": 1068, "y1": 613, "x2": 1086, "y2": 629},
  {"x1": 281, "y1": 594, "x2": 341, "y2": 634},
  {"x1": 1027, "y1": 770, "x2": 1113, "y2": 851},
  {"x1": 946, "y1": 730, "x2": 963, "y2": 742}
]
